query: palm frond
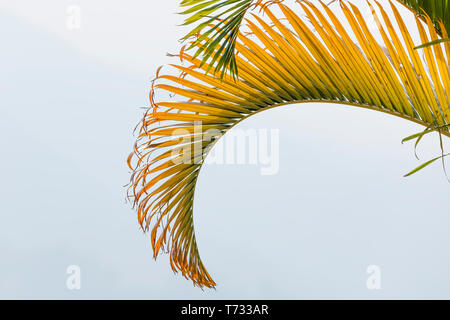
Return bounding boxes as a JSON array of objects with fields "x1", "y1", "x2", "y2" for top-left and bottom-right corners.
[{"x1": 130, "y1": 0, "x2": 450, "y2": 288}]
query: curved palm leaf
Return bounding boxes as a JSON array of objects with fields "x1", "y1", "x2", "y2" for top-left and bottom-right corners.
[{"x1": 129, "y1": 0, "x2": 450, "y2": 288}]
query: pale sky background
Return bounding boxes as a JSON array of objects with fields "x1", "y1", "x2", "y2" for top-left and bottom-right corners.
[{"x1": 1, "y1": 0, "x2": 450, "y2": 299}]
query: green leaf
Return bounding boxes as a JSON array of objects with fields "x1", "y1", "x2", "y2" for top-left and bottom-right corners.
[
  {"x1": 179, "y1": 0, "x2": 255, "y2": 79},
  {"x1": 402, "y1": 124, "x2": 450, "y2": 144},
  {"x1": 404, "y1": 153, "x2": 450, "y2": 177},
  {"x1": 414, "y1": 38, "x2": 450, "y2": 49}
]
